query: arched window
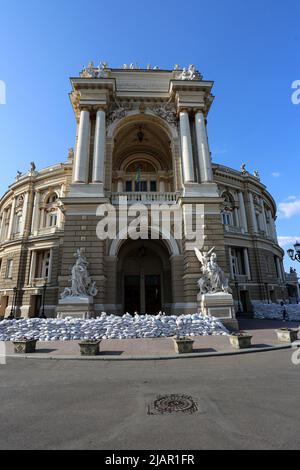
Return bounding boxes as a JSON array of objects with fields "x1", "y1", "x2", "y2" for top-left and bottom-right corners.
[
  {"x1": 124, "y1": 159, "x2": 158, "y2": 193},
  {"x1": 221, "y1": 192, "x2": 235, "y2": 226},
  {"x1": 43, "y1": 193, "x2": 59, "y2": 228}
]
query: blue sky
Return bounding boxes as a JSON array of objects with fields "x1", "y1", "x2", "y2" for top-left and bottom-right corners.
[{"x1": 0, "y1": 0, "x2": 299, "y2": 270}]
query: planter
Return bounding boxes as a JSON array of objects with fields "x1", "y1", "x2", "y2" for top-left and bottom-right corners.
[
  {"x1": 172, "y1": 337, "x2": 194, "y2": 354},
  {"x1": 78, "y1": 340, "x2": 101, "y2": 356},
  {"x1": 13, "y1": 339, "x2": 37, "y2": 354},
  {"x1": 229, "y1": 334, "x2": 252, "y2": 350},
  {"x1": 276, "y1": 328, "x2": 299, "y2": 344}
]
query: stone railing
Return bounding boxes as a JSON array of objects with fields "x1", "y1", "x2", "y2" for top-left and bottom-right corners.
[
  {"x1": 224, "y1": 225, "x2": 243, "y2": 235},
  {"x1": 111, "y1": 192, "x2": 179, "y2": 205}
]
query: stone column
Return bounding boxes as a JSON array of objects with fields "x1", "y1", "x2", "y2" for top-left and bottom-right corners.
[
  {"x1": 233, "y1": 207, "x2": 240, "y2": 227},
  {"x1": 48, "y1": 249, "x2": 54, "y2": 283},
  {"x1": 92, "y1": 108, "x2": 106, "y2": 183},
  {"x1": 195, "y1": 111, "x2": 213, "y2": 183},
  {"x1": 7, "y1": 197, "x2": 16, "y2": 240},
  {"x1": 74, "y1": 109, "x2": 90, "y2": 183},
  {"x1": 243, "y1": 248, "x2": 251, "y2": 280},
  {"x1": 29, "y1": 251, "x2": 37, "y2": 284},
  {"x1": 260, "y1": 198, "x2": 268, "y2": 233},
  {"x1": 159, "y1": 179, "x2": 165, "y2": 193},
  {"x1": 248, "y1": 192, "x2": 258, "y2": 233},
  {"x1": 280, "y1": 259, "x2": 286, "y2": 284},
  {"x1": 229, "y1": 247, "x2": 234, "y2": 279},
  {"x1": 57, "y1": 185, "x2": 65, "y2": 229},
  {"x1": 276, "y1": 257, "x2": 283, "y2": 282},
  {"x1": 0, "y1": 215, "x2": 4, "y2": 242},
  {"x1": 117, "y1": 179, "x2": 124, "y2": 193},
  {"x1": 266, "y1": 210, "x2": 272, "y2": 238},
  {"x1": 238, "y1": 191, "x2": 248, "y2": 233},
  {"x1": 268, "y1": 210, "x2": 277, "y2": 241},
  {"x1": 179, "y1": 111, "x2": 195, "y2": 183},
  {"x1": 31, "y1": 191, "x2": 41, "y2": 235},
  {"x1": 20, "y1": 192, "x2": 29, "y2": 236}
]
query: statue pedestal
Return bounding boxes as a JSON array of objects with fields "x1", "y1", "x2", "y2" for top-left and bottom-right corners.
[
  {"x1": 198, "y1": 293, "x2": 238, "y2": 330},
  {"x1": 56, "y1": 296, "x2": 95, "y2": 319}
]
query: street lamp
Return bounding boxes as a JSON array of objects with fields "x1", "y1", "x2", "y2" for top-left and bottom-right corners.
[
  {"x1": 39, "y1": 281, "x2": 47, "y2": 319},
  {"x1": 287, "y1": 241, "x2": 300, "y2": 262},
  {"x1": 235, "y1": 280, "x2": 242, "y2": 314},
  {"x1": 8, "y1": 287, "x2": 18, "y2": 320}
]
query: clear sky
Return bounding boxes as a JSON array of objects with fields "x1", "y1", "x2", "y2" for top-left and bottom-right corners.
[{"x1": 0, "y1": 0, "x2": 299, "y2": 270}]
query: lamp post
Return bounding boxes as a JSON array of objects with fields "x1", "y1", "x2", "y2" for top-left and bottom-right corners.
[
  {"x1": 8, "y1": 287, "x2": 18, "y2": 320},
  {"x1": 39, "y1": 281, "x2": 47, "y2": 319},
  {"x1": 287, "y1": 241, "x2": 300, "y2": 263},
  {"x1": 235, "y1": 280, "x2": 242, "y2": 314}
]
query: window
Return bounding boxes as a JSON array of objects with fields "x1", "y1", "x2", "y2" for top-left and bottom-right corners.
[
  {"x1": 2, "y1": 209, "x2": 10, "y2": 239},
  {"x1": 14, "y1": 213, "x2": 22, "y2": 234},
  {"x1": 150, "y1": 181, "x2": 157, "y2": 192},
  {"x1": 6, "y1": 259, "x2": 13, "y2": 279},
  {"x1": 49, "y1": 213, "x2": 57, "y2": 228},
  {"x1": 135, "y1": 181, "x2": 147, "y2": 192},
  {"x1": 231, "y1": 248, "x2": 246, "y2": 276},
  {"x1": 222, "y1": 211, "x2": 232, "y2": 226},
  {"x1": 35, "y1": 251, "x2": 51, "y2": 280},
  {"x1": 48, "y1": 194, "x2": 58, "y2": 204},
  {"x1": 44, "y1": 192, "x2": 59, "y2": 229},
  {"x1": 126, "y1": 181, "x2": 132, "y2": 192}
]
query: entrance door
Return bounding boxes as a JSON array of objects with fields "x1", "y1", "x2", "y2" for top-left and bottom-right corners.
[
  {"x1": 124, "y1": 276, "x2": 141, "y2": 314},
  {"x1": 0, "y1": 296, "x2": 8, "y2": 317},
  {"x1": 239, "y1": 290, "x2": 252, "y2": 315},
  {"x1": 145, "y1": 275, "x2": 162, "y2": 315},
  {"x1": 29, "y1": 295, "x2": 42, "y2": 318}
]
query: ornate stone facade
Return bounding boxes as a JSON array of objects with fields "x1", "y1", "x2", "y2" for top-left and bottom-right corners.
[{"x1": 0, "y1": 65, "x2": 294, "y2": 320}]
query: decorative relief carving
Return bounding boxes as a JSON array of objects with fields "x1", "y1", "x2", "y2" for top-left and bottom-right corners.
[
  {"x1": 16, "y1": 194, "x2": 24, "y2": 209},
  {"x1": 107, "y1": 102, "x2": 133, "y2": 126},
  {"x1": 70, "y1": 90, "x2": 81, "y2": 118},
  {"x1": 151, "y1": 103, "x2": 177, "y2": 125}
]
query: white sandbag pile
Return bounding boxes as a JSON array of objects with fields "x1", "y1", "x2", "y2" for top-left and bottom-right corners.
[
  {"x1": 0, "y1": 312, "x2": 228, "y2": 342},
  {"x1": 253, "y1": 301, "x2": 300, "y2": 321}
]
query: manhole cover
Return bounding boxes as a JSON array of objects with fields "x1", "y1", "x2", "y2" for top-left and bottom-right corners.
[{"x1": 148, "y1": 394, "x2": 198, "y2": 415}]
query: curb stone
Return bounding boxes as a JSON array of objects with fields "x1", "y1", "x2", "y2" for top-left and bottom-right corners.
[{"x1": 0, "y1": 344, "x2": 292, "y2": 362}]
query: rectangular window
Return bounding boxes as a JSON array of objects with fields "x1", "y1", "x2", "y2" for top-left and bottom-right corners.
[
  {"x1": 35, "y1": 250, "x2": 51, "y2": 280},
  {"x1": 135, "y1": 181, "x2": 147, "y2": 192},
  {"x1": 49, "y1": 213, "x2": 57, "y2": 227},
  {"x1": 150, "y1": 181, "x2": 157, "y2": 192},
  {"x1": 6, "y1": 259, "x2": 13, "y2": 279},
  {"x1": 14, "y1": 214, "x2": 22, "y2": 234},
  {"x1": 231, "y1": 248, "x2": 246, "y2": 276},
  {"x1": 222, "y1": 212, "x2": 232, "y2": 226},
  {"x1": 125, "y1": 181, "x2": 132, "y2": 192}
]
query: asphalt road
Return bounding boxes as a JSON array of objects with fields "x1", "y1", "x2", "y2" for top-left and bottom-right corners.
[{"x1": 0, "y1": 350, "x2": 299, "y2": 450}]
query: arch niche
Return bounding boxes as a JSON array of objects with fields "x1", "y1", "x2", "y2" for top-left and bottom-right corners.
[
  {"x1": 109, "y1": 113, "x2": 177, "y2": 194},
  {"x1": 115, "y1": 238, "x2": 173, "y2": 315}
]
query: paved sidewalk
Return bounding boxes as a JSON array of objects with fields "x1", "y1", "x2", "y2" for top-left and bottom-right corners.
[{"x1": 3, "y1": 319, "x2": 299, "y2": 358}]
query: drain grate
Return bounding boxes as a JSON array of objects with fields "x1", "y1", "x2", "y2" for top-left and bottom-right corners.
[{"x1": 148, "y1": 394, "x2": 198, "y2": 415}]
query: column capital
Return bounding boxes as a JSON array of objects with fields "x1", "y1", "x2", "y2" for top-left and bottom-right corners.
[
  {"x1": 178, "y1": 107, "x2": 192, "y2": 115},
  {"x1": 94, "y1": 105, "x2": 107, "y2": 113},
  {"x1": 79, "y1": 106, "x2": 91, "y2": 113}
]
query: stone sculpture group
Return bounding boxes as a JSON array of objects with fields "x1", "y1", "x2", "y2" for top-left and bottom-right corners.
[
  {"x1": 61, "y1": 249, "x2": 98, "y2": 299},
  {"x1": 194, "y1": 247, "x2": 231, "y2": 295}
]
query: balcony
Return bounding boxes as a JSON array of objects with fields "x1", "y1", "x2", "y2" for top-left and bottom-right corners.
[
  {"x1": 285, "y1": 273, "x2": 298, "y2": 283},
  {"x1": 224, "y1": 225, "x2": 243, "y2": 235},
  {"x1": 111, "y1": 192, "x2": 179, "y2": 205}
]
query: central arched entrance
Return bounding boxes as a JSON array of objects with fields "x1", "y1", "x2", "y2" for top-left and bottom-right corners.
[{"x1": 117, "y1": 239, "x2": 172, "y2": 315}]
